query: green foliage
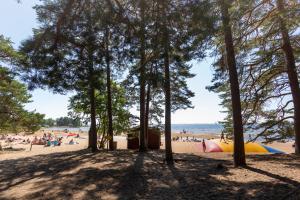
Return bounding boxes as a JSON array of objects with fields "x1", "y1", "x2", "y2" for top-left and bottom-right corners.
[
  {"x1": 19, "y1": 112, "x2": 45, "y2": 134},
  {"x1": 43, "y1": 118, "x2": 56, "y2": 127},
  {"x1": 0, "y1": 67, "x2": 44, "y2": 134},
  {"x1": 0, "y1": 35, "x2": 23, "y2": 64},
  {"x1": 207, "y1": 0, "x2": 300, "y2": 142},
  {"x1": 0, "y1": 35, "x2": 45, "y2": 134},
  {"x1": 68, "y1": 81, "x2": 131, "y2": 136},
  {"x1": 55, "y1": 117, "x2": 82, "y2": 127}
]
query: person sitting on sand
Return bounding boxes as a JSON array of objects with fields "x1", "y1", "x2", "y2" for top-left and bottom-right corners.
[
  {"x1": 32, "y1": 136, "x2": 38, "y2": 144},
  {"x1": 202, "y1": 139, "x2": 206, "y2": 152},
  {"x1": 44, "y1": 140, "x2": 51, "y2": 147},
  {"x1": 58, "y1": 137, "x2": 63, "y2": 146},
  {"x1": 38, "y1": 138, "x2": 44, "y2": 145},
  {"x1": 69, "y1": 139, "x2": 75, "y2": 145}
]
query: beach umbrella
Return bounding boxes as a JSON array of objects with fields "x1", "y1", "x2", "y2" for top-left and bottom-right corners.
[{"x1": 199, "y1": 139, "x2": 284, "y2": 154}]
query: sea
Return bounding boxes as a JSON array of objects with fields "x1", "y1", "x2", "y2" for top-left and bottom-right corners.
[{"x1": 46, "y1": 123, "x2": 223, "y2": 134}]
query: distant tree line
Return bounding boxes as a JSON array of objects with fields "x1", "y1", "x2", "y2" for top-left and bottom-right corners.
[{"x1": 43, "y1": 117, "x2": 82, "y2": 127}]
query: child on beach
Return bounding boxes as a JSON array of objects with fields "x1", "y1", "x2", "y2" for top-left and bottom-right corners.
[
  {"x1": 220, "y1": 131, "x2": 226, "y2": 143},
  {"x1": 202, "y1": 139, "x2": 206, "y2": 153}
]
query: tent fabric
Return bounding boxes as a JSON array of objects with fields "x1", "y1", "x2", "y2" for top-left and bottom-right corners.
[
  {"x1": 262, "y1": 145, "x2": 284, "y2": 154},
  {"x1": 200, "y1": 139, "x2": 284, "y2": 154},
  {"x1": 204, "y1": 140, "x2": 223, "y2": 152},
  {"x1": 67, "y1": 133, "x2": 77, "y2": 137}
]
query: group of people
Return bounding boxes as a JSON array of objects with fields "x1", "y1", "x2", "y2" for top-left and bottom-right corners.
[
  {"x1": 0, "y1": 131, "x2": 83, "y2": 151},
  {"x1": 0, "y1": 134, "x2": 31, "y2": 144},
  {"x1": 31, "y1": 133, "x2": 63, "y2": 147},
  {"x1": 172, "y1": 136, "x2": 203, "y2": 142}
]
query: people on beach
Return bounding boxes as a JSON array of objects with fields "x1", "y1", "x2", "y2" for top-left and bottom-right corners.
[
  {"x1": 202, "y1": 139, "x2": 206, "y2": 153},
  {"x1": 220, "y1": 130, "x2": 226, "y2": 143},
  {"x1": 69, "y1": 139, "x2": 75, "y2": 145}
]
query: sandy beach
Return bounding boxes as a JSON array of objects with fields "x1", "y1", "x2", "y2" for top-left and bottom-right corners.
[
  {"x1": 1, "y1": 131, "x2": 299, "y2": 199},
  {"x1": 0, "y1": 131, "x2": 295, "y2": 160}
]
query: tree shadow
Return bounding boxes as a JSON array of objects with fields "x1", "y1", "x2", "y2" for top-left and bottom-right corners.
[
  {"x1": 0, "y1": 149, "x2": 300, "y2": 199},
  {"x1": 247, "y1": 154, "x2": 300, "y2": 169},
  {"x1": 244, "y1": 165, "x2": 300, "y2": 187}
]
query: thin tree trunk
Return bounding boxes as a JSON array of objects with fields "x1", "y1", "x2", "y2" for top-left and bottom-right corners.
[
  {"x1": 105, "y1": 26, "x2": 114, "y2": 151},
  {"x1": 162, "y1": 0, "x2": 173, "y2": 163},
  {"x1": 277, "y1": 0, "x2": 300, "y2": 154},
  {"x1": 139, "y1": 0, "x2": 147, "y2": 152},
  {"x1": 145, "y1": 82, "x2": 151, "y2": 144},
  {"x1": 220, "y1": 0, "x2": 245, "y2": 167},
  {"x1": 88, "y1": 128, "x2": 92, "y2": 148}
]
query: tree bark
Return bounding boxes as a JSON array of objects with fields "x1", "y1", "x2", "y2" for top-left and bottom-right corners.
[
  {"x1": 162, "y1": 0, "x2": 173, "y2": 163},
  {"x1": 89, "y1": 82, "x2": 97, "y2": 152},
  {"x1": 145, "y1": 82, "x2": 151, "y2": 145},
  {"x1": 277, "y1": 0, "x2": 300, "y2": 154},
  {"x1": 220, "y1": 0, "x2": 246, "y2": 167},
  {"x1": 139, "y1": 0, "x2": 147, "y2": 152},
  {"x1": 105, "y1": 26, "x2": 114, "y2": 151},
  {"x1": 88, "y1": 128, "x2": 92, "y2": 148}
]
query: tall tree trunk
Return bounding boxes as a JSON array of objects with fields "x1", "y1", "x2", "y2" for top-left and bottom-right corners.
[
  {"x1": 89, "y1": 83, "x2": 97, "y2": 152},
  {"x1": 220, "y1": 0, "x2": 245, "y2": 167},
  {"x1": 88, "y1": 128, "x2": 92, "y2": 148},
  {"x1": 105, "y1": 26, "x2": 114, "y2": 151},
  {"x1": 162, "y1": 0, "x2": 173, "y2": 163},
  {"x1": 145, "y1": 82, "x2": 151, "y2": 144},
  {"x1": 277, "y1": 0, "x2": 300, "y2": 154},
  {"x1": 86, "y1": 5, "x2": 97, "y2": 153},
  {"x1": 139, "y1": 0, "x2": 147, "y2": 152}
]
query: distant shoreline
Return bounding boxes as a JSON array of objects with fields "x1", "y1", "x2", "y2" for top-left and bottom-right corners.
[
  {"x1": 171, "y1": 133, "x2": 220, "y2": 139},
  {"x1": 44, "y1": 123, "x2": 224, "y2": 134}
]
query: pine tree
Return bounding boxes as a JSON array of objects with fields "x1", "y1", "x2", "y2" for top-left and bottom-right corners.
[{"x1": 219, "y1": 0, "x2": 246, "y2": 167}]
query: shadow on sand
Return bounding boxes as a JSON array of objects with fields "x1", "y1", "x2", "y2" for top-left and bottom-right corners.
[{"x1": 0, "y1": 149, "x2": 299, "y2": 199}]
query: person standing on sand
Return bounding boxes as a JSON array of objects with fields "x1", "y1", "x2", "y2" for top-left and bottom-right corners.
[
  {"x1": 202, "y1": 139, "x2": 206, "y2": 152},
  {"x1": 220, "y1": 130, "x2": 226, "y2": 142}
]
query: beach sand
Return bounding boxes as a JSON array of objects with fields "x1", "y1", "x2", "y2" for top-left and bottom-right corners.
[
  {"x1": 0, "y1": 132, "x2": 299, "y2": 199},
  {"x1": 0, "y1": 131, "x2": 295, "y2": 159}
]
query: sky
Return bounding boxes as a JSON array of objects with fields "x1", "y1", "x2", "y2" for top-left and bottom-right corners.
[{"x1": 0, "y1": 0, "x2": 225, "y2": 124}]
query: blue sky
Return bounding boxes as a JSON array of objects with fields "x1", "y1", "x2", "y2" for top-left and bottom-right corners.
[{"x1": 0, "y1": 0, "x2": 225, "y2": 123}]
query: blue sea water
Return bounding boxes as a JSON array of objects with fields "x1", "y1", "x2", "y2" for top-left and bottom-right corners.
[
  {"x1": 171, "y1": 124, "x2": 223, "y2": 134},
  {"x1": 46, "y1": 123, "x2": 224, "y2": 134}
]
